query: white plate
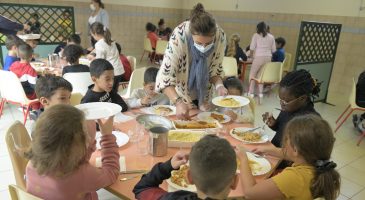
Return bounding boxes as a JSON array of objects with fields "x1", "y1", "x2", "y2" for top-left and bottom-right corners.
[
  {"x1": 95, "y1": 131, "x2": 129, "y2": 150},
  {"x1": 197, "y1": 112, "x2": 231, "y2": 124},
  {"x1": 212, "y1": 95, "x2": 250, "y2": 108},
  {"x1": 230, "y1": 127, "x2": 269, "y2": 144},
  {"x1": 166, "y1": 165, "x2": 197, "y2": 192},
  {"x1": 141, "y1": 105, "x2": 176, "y2": 116},
  {"x1": 18, "y1": 34, "x2": 41, "y2": 40},
  {"x1": 245, "y1": 152, "x2": 272, "y2": 176},
  {"x1": 75, "y1": 102, "x2": 122, "y2": 120},
  {"x1": 30, "y1": 61, "x2": 45, "y2": 70}
]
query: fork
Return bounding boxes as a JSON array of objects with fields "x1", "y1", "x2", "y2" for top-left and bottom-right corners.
[{"x1": 120, "y1": 174, "x2": 141, "y2": 181}]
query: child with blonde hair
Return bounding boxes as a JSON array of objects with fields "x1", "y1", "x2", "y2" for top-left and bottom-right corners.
[
  {"x1": 238, "y1": 114, "x2": 340, "y2": 200},
  {"x1": 26, "y1": 104, "x2": 120, "y2": 200}
]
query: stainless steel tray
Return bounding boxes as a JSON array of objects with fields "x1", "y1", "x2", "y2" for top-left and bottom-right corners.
[{"x1": 136, "y1": 114, "x2": 175, "y2": 130}]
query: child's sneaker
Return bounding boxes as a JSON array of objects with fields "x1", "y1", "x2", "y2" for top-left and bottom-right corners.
[{"x1": 353, "y1": 114, "x2": 359, "y2": 128}]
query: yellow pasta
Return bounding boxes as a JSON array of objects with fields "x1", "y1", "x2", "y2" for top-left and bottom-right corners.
[{"x1": 218, "y1": 98, "x2": 240, "y2": 107}]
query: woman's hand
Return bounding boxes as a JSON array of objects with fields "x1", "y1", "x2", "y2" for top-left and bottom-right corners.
[
  {"x1": 199, "y1": 102, "x2": 211, "y2": 112},
  {"x1": 171, "y1": 151, "x2": 189, "y2": 169},
  {"x1": 262, "y1": 112, "x2": 276, "y2": 127},
  {"x1": 141, "y1": 96, "x2": 152, "y2": 106},
  {"x1": 176, "y1": 100, "x2": 190, "y2": 120},
  {"x1": 216, "y1": 85, "x2": 228, "y2": 96},
  {"x1": 97, "y1": 116, "x2": 114, "y2": 135}
]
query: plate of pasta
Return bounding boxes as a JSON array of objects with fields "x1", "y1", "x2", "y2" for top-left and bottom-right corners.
[
  {"x1": 230, "y1": 127, "x2": 269, "y2": 144},
  {"x1": 212, "y1": 95, "x2": 250, "y2": 108}
]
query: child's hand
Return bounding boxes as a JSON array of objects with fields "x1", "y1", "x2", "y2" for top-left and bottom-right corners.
[
  {"x1": 251, "y1": 143, "x2": 280, "y2": 157},
  {"x1": 97, "y1": 116, "x2": 114, "y2": 135},
  {"x1": 224, "y1": 110, "x2": 237, "y2": 121},
  {"x1": 262, "y1": 112, "x2": 276, "y2": 127},
  {"x1": 141, "y1": 96, "x2": 151, "y2": 106},
  {"x1": 171, "y1": 151, "x2": 189, "y2": 169},
  {"x1": 87, "y1": 53, "x2": 96, "y2": 61},
  {"x1": 235, "y1": 146, "x2": 249, "y2": 163}
]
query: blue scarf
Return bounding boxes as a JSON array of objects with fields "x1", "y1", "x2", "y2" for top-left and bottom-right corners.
[{"x1": 187, "y1": 35, "x2": 215, "y2": 104}]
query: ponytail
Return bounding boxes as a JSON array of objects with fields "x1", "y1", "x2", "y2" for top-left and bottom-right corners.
[
  {"x1": 311, "y1": 160, "x2": 340, "y2": 200},
  {"x1": 190, "y1": 3, "x2": 216, "y2": 36},
  {"x1": 90, "y1": 22, "x2": 113, "y2": 46},
  {"x1": 104, "y1": 27, "x2": 112, "y2": 45}
]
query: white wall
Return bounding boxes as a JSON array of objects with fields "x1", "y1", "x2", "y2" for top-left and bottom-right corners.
[
  {"x1": 62, "y1": 0, "x2": 182, "y2": 8},
  {"x1": 183, "y1": 0, "x2": 365, "y2": 17}
]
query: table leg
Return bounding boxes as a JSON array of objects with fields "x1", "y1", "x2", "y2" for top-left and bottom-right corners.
[{"x1": 240, "y1": 63, "x2": 247, "y2": 82}]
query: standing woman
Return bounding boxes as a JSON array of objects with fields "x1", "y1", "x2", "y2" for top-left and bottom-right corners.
[
  {"x1": 156, "y1": 3, "x2": 228, "y2": 119},
  {"x1": 90, "y1": 22, "x2": 124, "y2": 92},
  {"x1": 88, "y1": 0, "x2": 109, "y2": 49},
  {"x1": 248, "y1": 21, "x2": 276, "y2": 101}
]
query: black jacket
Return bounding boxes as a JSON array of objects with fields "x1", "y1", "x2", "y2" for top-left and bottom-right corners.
[
  {"x1": 81, "y1": 84, "x2": 128, "y2": 112},
  {"x1": 133, "y1": 160, "x2": 205, "y2": 200},
  {"x1": 270, "y1": 102, "x2": 320, "y2": 147}
]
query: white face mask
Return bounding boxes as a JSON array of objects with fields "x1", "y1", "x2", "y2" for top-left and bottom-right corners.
[
  {"x1": 90, "y1": 4, "x2": 96, "y2": 11},
  {"x1": 194, "y1": 42, "x2": 214, "y2": 53}
]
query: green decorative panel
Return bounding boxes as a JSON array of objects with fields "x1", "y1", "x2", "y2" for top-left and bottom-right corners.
[{"x1": 0, "y1": 3, "x2": 75, "y2": 44}]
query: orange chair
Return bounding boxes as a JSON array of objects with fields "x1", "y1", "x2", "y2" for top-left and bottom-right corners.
[
  {"x1": 5, "y1": 121, "x2": 31, "y2": 190},
  {"x1": 0, "y1": 70, "x2": 39, "y2": 125},
  {"x1": 335, "y1": 78, "x2": 365, "y2": 145}
]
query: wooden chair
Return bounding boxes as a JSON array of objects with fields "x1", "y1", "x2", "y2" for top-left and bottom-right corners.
[
  {"x1": 8, "y1": 184, "x2": 42, "y2": 200},
  {"x1": 139, "y1": 37, "x2": 153, "y2": 63},
  {"x1": 335, "y1": 78, "x2": 365, "y2": 145},
  {"x1": 222, "y1": 56, "x2": 238, "y2": 78},
  {"x1": 5, "y1": 121, "x2": 31, "y2": 190},
  {"x1": 0, "y1": 70, "x2": 39, "y2": 125}
]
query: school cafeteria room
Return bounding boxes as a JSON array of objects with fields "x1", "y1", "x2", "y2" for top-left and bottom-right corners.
[{"x1": 0, "y1": 0, "x2": 364, "y2": 199}]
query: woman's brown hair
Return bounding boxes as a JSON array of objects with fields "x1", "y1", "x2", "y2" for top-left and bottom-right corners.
[
  {"x1": 25, "y1": 104, "x2": 88, "y2": 177},
  {"x1": 282, "y1": 114, "x2": 340, "y2": 200},
  {"x1": 189, "y1": 3, "x2": 216, "y2": 36},
  {"x1": 90, "y1": 22, "x2": 113, "y2": 45},
  {"x1": 226, "y1": 33, "x2": 240, "y2": 57},
  {"x1": 92, "y1": 0, "x2": 105, "y2": 9}
]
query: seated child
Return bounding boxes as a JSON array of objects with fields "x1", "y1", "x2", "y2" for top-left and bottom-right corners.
[
  {"x1": 127, "y1": 67, "x2": 169, "y2": 108},
  {"x1": 353, "y1": 70, "x2": 365, "y2": 133},
  {"x1": 133, "y1": 134, "x2": 238, "y2": 199},
  {"x1": 10, "y1": 43, "x2": 37, "y2": 99},
  {"x1": 3, "y1": 35, "x2": 22, "y2": 71},
  {"x1": 26, "y1": 13, "x2": 41, "y2": 34},
  {"x1": 62, "y1": 44, "x2": 90, "y2": 76},
  {"x1": 240, "y1": 114, "x2": 340, "y2": 200},
  {"x1": 81, "y1": 58, "x2": 128, "y2": 112},
  {"x1": 35, "y1": 75, "x2": 73, "y2": 109},
  {"x1": 272, "y1": 37, "x2": 286, "y2": 62},
  {"x1": 115, "y1": 42, "x2": 132, "y2": 81},
  {"x1": 54, "y1": 33, "x2": 83, "y2": 55},
  {"x1": 222, "y1": 77, "x2": 254, "y2": 123},
  {"x1": 25, "y1": 104, "x2": 120, "y2": 199}
]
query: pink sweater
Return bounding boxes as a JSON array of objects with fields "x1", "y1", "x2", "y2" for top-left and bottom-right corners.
[
  {"x1": 250, "y1": 33, "x2": 276, "y2": 57},
  {"x1": 26, "y1": 134, "x2": 120, "y2": 200}
]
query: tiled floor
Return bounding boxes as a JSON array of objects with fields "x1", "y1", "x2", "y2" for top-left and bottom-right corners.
[{"x1": 1, "y1": 72, "x2": 365, "y2": 199}]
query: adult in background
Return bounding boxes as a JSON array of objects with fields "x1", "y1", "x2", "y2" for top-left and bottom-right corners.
[
  {"x1": 155, "y1": 3, "x2": 227, "y2": 119},
  {"x1": 248, "y1": 21, "x2": 276, "y2": 102},
  {"x1": 87, "y1": 0, "x2": 109, "y2": 49},
  {"x1": 0, "y1": 15, "x2": 29, "y2": 36},
  {"x1": 225, "y1": 33, "x2": 247, "y2": 74}
]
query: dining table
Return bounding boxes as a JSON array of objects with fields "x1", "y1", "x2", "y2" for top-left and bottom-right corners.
[
  {"x1": 239, "y1": 59, "x2": 253, "y2": 82},
  {"x1": 89, "y1": 109, "x2": 280, "y2": 200}
]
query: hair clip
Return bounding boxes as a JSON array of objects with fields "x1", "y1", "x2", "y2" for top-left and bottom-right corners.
[{"x1": 315, "y1": 160, "x2": 337, "y2": 172}]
